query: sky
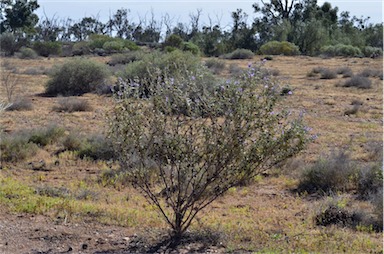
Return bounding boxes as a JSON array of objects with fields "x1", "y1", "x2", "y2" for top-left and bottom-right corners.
[{"x1": 35, "y1": 0, "x2": 383, "y2": 29}]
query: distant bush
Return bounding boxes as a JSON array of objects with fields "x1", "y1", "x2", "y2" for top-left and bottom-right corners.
[
  {"x1": 362, "y1": 46, "x2": 383, "y2": 58},
  {"x1": 72, "y1": 41, "x2": 90, "y2": 56},
  {"x1": 32, "y1": 41, "x2": 62, "y2": 57},
  {"x1": 103, "y1": 41, "x2": 124, "y2": 53},
  {"x1": 0, "y1": 33, "x2": 19, "y2": 56},
  {"x1": 88, "y1": 34, "x2": 112, "y2": 49},
  {"x1": 28, "y1": 125, "x2": 65, "y2": 147},
  {"x1": 107, "y1": 51, "x2": 143, "y2": 66},
  {"x1": 6, "y1": 97, "x2": 33, "y2": 111},
  {"x1": 221, "y1": 48, "x2": 254, "y2": 59},
  {"x1": 45, "y1": 58, "x2": 110, "y2": 96},
  {"x1": 0, "y1": 133, "x2": 38, "y2": 162},
  {"x1": 260, "y1": 41, "x2": 300, "y2": 56},
  {"x1": 320, "y1": 68, "x2": 337, "y2": 79},
  {"x1": 204, "y1": 58, "x2": 226, "y2": 74},
  {"x1": 297, "y1": 151, "x2": 357, "y2": 195},
  {"x1": 342, "y1": 76, "x2": 372, "y2": 89},
  {"x1": 77, "y1": 134, "x2": 116, "y2": 161},
  {"x1": 53, "y1": 97, "x2": 92, "y2": 113},
  {"x1": 344, "y1": 104, "x2": 360, "y2": 116},
  {"x1": 321, "y1": 44, "x2": 362, "y2": 57},
  {"x1": 163, "y1": 34, "x2": 183, "y2": 49},
  {"x1": 181, "y1": 41, "x2": 200, "y2": 55},
  {"x1": 17, "y1": 47, "x2": 38, "y2": 59},
  {"x1": 356, "y1": 163, "x2": 383, "y2": 200},
  {"x1": 336, "y1": 66, "x2": 353, "y2": 78},
  {"x1": 357, "y1": 68, "x2": 383, "y2": 78}
]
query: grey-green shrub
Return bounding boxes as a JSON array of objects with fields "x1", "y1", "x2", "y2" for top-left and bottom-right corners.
[
  {"x1": 221, "y1": 48, "x2": 254, "y2": 59},
  {"x1": 204, "y1": 58, "x2": 226, "y2": 74},
  {"x1": 260, "y1": 41, "x2": 300, "y2": 56},
  {"x1": 28, "y1": 125, "x2": 65, "y2": 147},
  {"x1": 181, "y1": 41, "x2": 200, "y2": 55},
  {"x1": 6, "y1": 97, "x2": 33, "y2": 111},
  {"x1": 33, "y1": 41, "x2": 62, "y2": 57},
  {"x1": 356, "y1": 163, "x2": 383, "y2": 200},
  {"x1": 321, "y1": 44, "x2": 362, "y2": 57},
  {"x1": 45, "y1": 58, "x2": 110, "y2": 96},
  {"x1": 103, "y1": 41, "x2": 124, "y2": 53},
  {"x1": 297, "y1": 151, "x2": 357, "y2": 195},
  {"x1": 343, "y1": 76, "x2": 372, "y2": 89},
  {"x1": 0, "y1": 33, "x2": 19, "y2": 56},
  {"x1": 362, "y1": 46, "x2": 383, "y2": 57},
  {"x1": 18, "y1": 47, "x2": 38, "y2": 59},
  {"x1": 0, "y1": 133, "x2": 38, "y2": 162},
  {"x1": 53, "y1": 97, "x2": 92, "y2": 112},
  {"x1": 107, "y1": 51, "x2": 143, "y2": 66}
]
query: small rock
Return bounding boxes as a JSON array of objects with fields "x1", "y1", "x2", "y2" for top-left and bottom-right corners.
[{"x1": 81, "y1": 243, "x2": 88, "y2": 250}]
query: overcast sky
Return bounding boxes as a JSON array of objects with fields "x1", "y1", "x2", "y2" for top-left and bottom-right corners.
[{"x1": 35, "y1": 0, "x2": 383, "y2": 28}]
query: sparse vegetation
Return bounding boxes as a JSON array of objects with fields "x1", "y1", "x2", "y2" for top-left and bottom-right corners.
[
  {"x1": 220, "y1": 48, "x2": 254, "y2": 59},
  {"x1": 6, "y1": 97, "x2": 33, "y2": 111},
  {"x1": 0, "y1": 133, "x2": 39, "y2": 162},
  {"x1": 259, "y1": 41, "x2": 300, "y2": 56},
  {"x1": 53, "y1": 97, "x2": 92, "y2": 112},
  {"x1": 342, "y1": 76, "x2": 372, "y2": 89},
  {"x1": 28, "y1": 125, "x2": 66, "y2": 147},
  {"x1": 17, "y1": 47, "x2": 38, "y2": 59},
  {"x1": 204, "y1": 58, "x2": 226, "y2": 74}
]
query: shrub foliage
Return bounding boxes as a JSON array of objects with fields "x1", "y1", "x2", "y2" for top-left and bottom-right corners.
[
  {"x1": 109, "y1": 62, "x2": 311, "y2": 239},
  {"x1": 45, "y1": 58, "x2": 110, "y2": 96},
  {"x1": 260, "y1": 41, "x2": 300, "y2": 56}
]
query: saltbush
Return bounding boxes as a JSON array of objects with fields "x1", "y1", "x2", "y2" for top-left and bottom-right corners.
[
  {"x1": 204, "y1": 58, "x2": 226, "y2": 74},
  {"x1": 28, "y1": 125, "x2": 65, "y2": 147},
  {"x1": 356, "y1": 163, "x2": 383, "y2": 200},
  {"x1": 32, "y1": 41, "x2": 62, "y2": 57},
  {"x1": 0, "y1": 33, "x2": 19, "y2": 56},
  {"x1": 181, "y1": 41, "x2": 200, "y2": 55},
  {"x1": 6, "y1": 97, "x2": 33, "y2": 111},
  {"x1": 17, "y1": 47, "x2": 38, "y2": 59},
  {"x1": 53, "y1": 97, "x2": 92, "y2": 113},
  {"x1": 321, "y1": 44, "x2": 362, "y2": 57},
  {"x1": 107, "y1": 51, "x2": 143, "y2": 66},
  {"x1": 362, "y1": 46, "x2": 383, "y2": 57},
  {"x1": 260, "y1": 41, "x2": 300, "y2": 56},
  {"x1": 221, "y1": 48, "x2": 254, "y2": 59},
  {"x1": 77, "y1": 134, "x2": 116, "y2": 161},
  {"x1": 72, "y1": 41, "x2": 90, "y2": 56},
  {"x1": 45, "y1": 58, "x2": 110, "y2": 96},
  {"x1": 163, "y1": 34, "x2": 183, "y2": 49},
  {"x1": 0, "y1": 133, "x2": 38, "y2": 162},
  {"x1": 343, "y1": 76, "x2": 372, "y2": 89},
  {"x1": 103, "y1": 41, "x2": 124, "y2": 53},
  {"x1": 297, "y1": 151, "x2": 357, "y2": 195}
]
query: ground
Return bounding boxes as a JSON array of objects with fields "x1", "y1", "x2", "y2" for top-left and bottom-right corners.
[{"x1": 0, "y1": 54, "x2": 382, "y2": 253}]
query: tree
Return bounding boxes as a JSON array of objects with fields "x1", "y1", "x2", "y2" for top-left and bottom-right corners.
[
  {"x1": 0, "y1": 0, "x2": 39, "y2": 33},
  {"x1": 109, "y1": 61, "x2": 312, "y2": 241}
]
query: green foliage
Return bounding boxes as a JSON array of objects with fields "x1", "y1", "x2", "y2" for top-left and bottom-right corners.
[
  {"x1": 0, "y1": 133, "x2": 38, "y2": 162},
  {"x1": 260, "y1": 41, "x2": 300, "y2": 56},
  {"x1": 17, "y1": 46, "x2": 37, "y2": 59},
  {"x1": 320, "y1": 44, "x2": 362, "y2": 57},
  {"x1": 102, "y1": 41, "x2": 124, "y2": 53},
  {"x1": 45, "y1": 58, "x2": 110, "y2": 96},
  {"x1": 32, "y1": 41, "x2": 62, "y2": 57},
  {"x1": 28, "y1": 125, "x2": 65, "y2": 146},
  {"x1": 221, "y1": 48, "x2": 254, "y2": 59},
  {"x1": 107, "y1": 51, "x2": 143, "y2": 66},
  {"x1": 118, "y1": 50, "x2": 214, "y2": 99},
  {"x1": 181, "y1": 41, "x2": 200, "y2": 55},
  {"x1": 362, "y1": 46, "x2": 383, "y2": 57},
  {"x1": 297, "y1": 151, "x2": 357, "y2": 195},
  {"x1": 109, "y1": 61, "x2": 311, "y2": 238},
  {"x1": 0, "y1": 0, "x2": 39, "y2": 33},
  {"x1": 0, "y1": 32, "x2": 19, "y2": 55},
  {"x1": 77, "y1": 134, "x2": 116, "y2": 161},
  {"x1": 163, "y1": 34, "x2": 184, "y2": 49}
]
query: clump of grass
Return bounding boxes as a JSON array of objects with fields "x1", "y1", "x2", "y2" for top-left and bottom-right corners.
[
  {"x1": 53, "y1": 97, "x2": 92, "y2": 113},
  {"x1": 0, "y1": 133, "x2": 39, "y2": 162},
  {"x1": 6, "y1": 97, "x2": 33, "y2": 111},
  {"x1": 262, "y1": 68, "x2": 280, "y2": 77},
  {"x1": 28, "y1": 125, "x2": 66, "y2": 147},
  {"x1": 78, "y1": 134, "x2": 116, "y2": 161},
  {"x1": 297, "y1": 150, "x2": 357, "y2": 195},
  {"x1": 17, "y1": 47, "x2": 38, "y2": 59},
  {"x1": 220, "y1": 48, "x2": 254, "y2": 59},
  {"x1": 228, "y1": 63, "x2": 243, "y2": 76},
  {"x1": 320, "y1": 68, "x2": 337, "y2": 79},
  {"x1": 35, "y1": 185, "x2": 70, "y2": 198},
  {"x1": 342, "y1": 76, "x2": 372, "y2": 89},
  {"x1": 357, "y1": 68, "x2": 383, "y2": 78},
  {"x1": 204, "y1": 58, "x2": 226, "y2": 74}
]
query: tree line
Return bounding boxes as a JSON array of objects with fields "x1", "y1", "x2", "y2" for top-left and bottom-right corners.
[{"x1": 1, "y1": 0, "x2": 382, "y2": 56}]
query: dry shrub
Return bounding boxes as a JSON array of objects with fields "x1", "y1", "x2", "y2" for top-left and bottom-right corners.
[{"x1": 53, "y1": 97, "x2": 92, "y2": 113}]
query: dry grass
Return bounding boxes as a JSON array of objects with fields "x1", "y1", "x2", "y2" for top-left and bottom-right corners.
[{"x1": 0, "y1": 55, "x2": 382, "y2": 253}]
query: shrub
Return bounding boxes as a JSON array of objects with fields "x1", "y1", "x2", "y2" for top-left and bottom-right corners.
[
  {"x1": 103, "y1": 41, "x2": 124, "y2": 53},
  {"x1": 228, "y1": 63, "x2": 243, "y2": 76},
  {"x1": 336, "y1": 66, "x2": 353, "y2": 77},
  {"x1": 320, "y1": 68, "x2": 337, "y2": 79},
  {"x1": 163, "y1": 34, "x2": 184, "y2": 49},
  {"x1": 362, "y1": 46, "x2": 383, "y2": 57},
  {"x1": 88, "y1": 34, "x2": 112, "y2": 50},
  {"x1": 221, "y1": 48, "x2": 254, "y2": 59},
  {"x1": 77, "y1": 134, "x2": 116, "y2": 161},
  {"x1": 321, "y1": 44, "x2": 362, "y2": 57},
  {"x1": 17, "y1": 47, "x2": 38, "y2": 59},
  {"x1": 260, "y1": 41, "x2": 300, "y2": 56},
  {"x1": 53, "y1": 97, "x2": 92, "y2": 113},
  {"x1": 107, "y1": 51, "x2": 143, "y2": 66},
  {"x1": 28, "y1": 125, "x2": 65, "y2": 146},
  {"x1": 0, "y1": 32, "x2": 19, "y2": 56},
  {"x1": 315, "y1": 200, "x2": 361, "y2": 228},
  {"x1": 204, "y1": 58, "x2": 226, "y2": 74},
  {"x1": 32, "y1": 41, "x2": 62, "y2": 57},
  {"x1": 344, "y1": 105, "x2": 360, "y2": 116},
  {"x1": 72, "y1": 41, "x2": 90, "y2": 56},
  {"x1": 45, "y1": 58, "x2": 110, "y2": 96},
  {"x1": 6, "y1": 97, "x2": 33, "y2": 111},
  {"x1": 370, "y1": 188, "x2": 383, "y2": 230},
  {"x1": 297, "y1": 151, "x2": 357, "y2": 195},
  {"x1": 122, "y1": 40, "x2": 139, "y2": 51},
  {"x1": 181, "y1": 41, "x2": 200, "y2": 55},
  {"x1": 356, "y1": 163, "x2": 383, "y2": 200},
  {"x1": 109, "y1": 62, "x2": 311, "y2": 239},
  {"x1": 0, "y1": 133, "x2": 38, "y2": 162},
  {"x1": 357, "y1": 68, "x2": 382, "y2": 78},
  {"x1": 343, "y1": 76, "x2": 372, "y2": 89}
]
